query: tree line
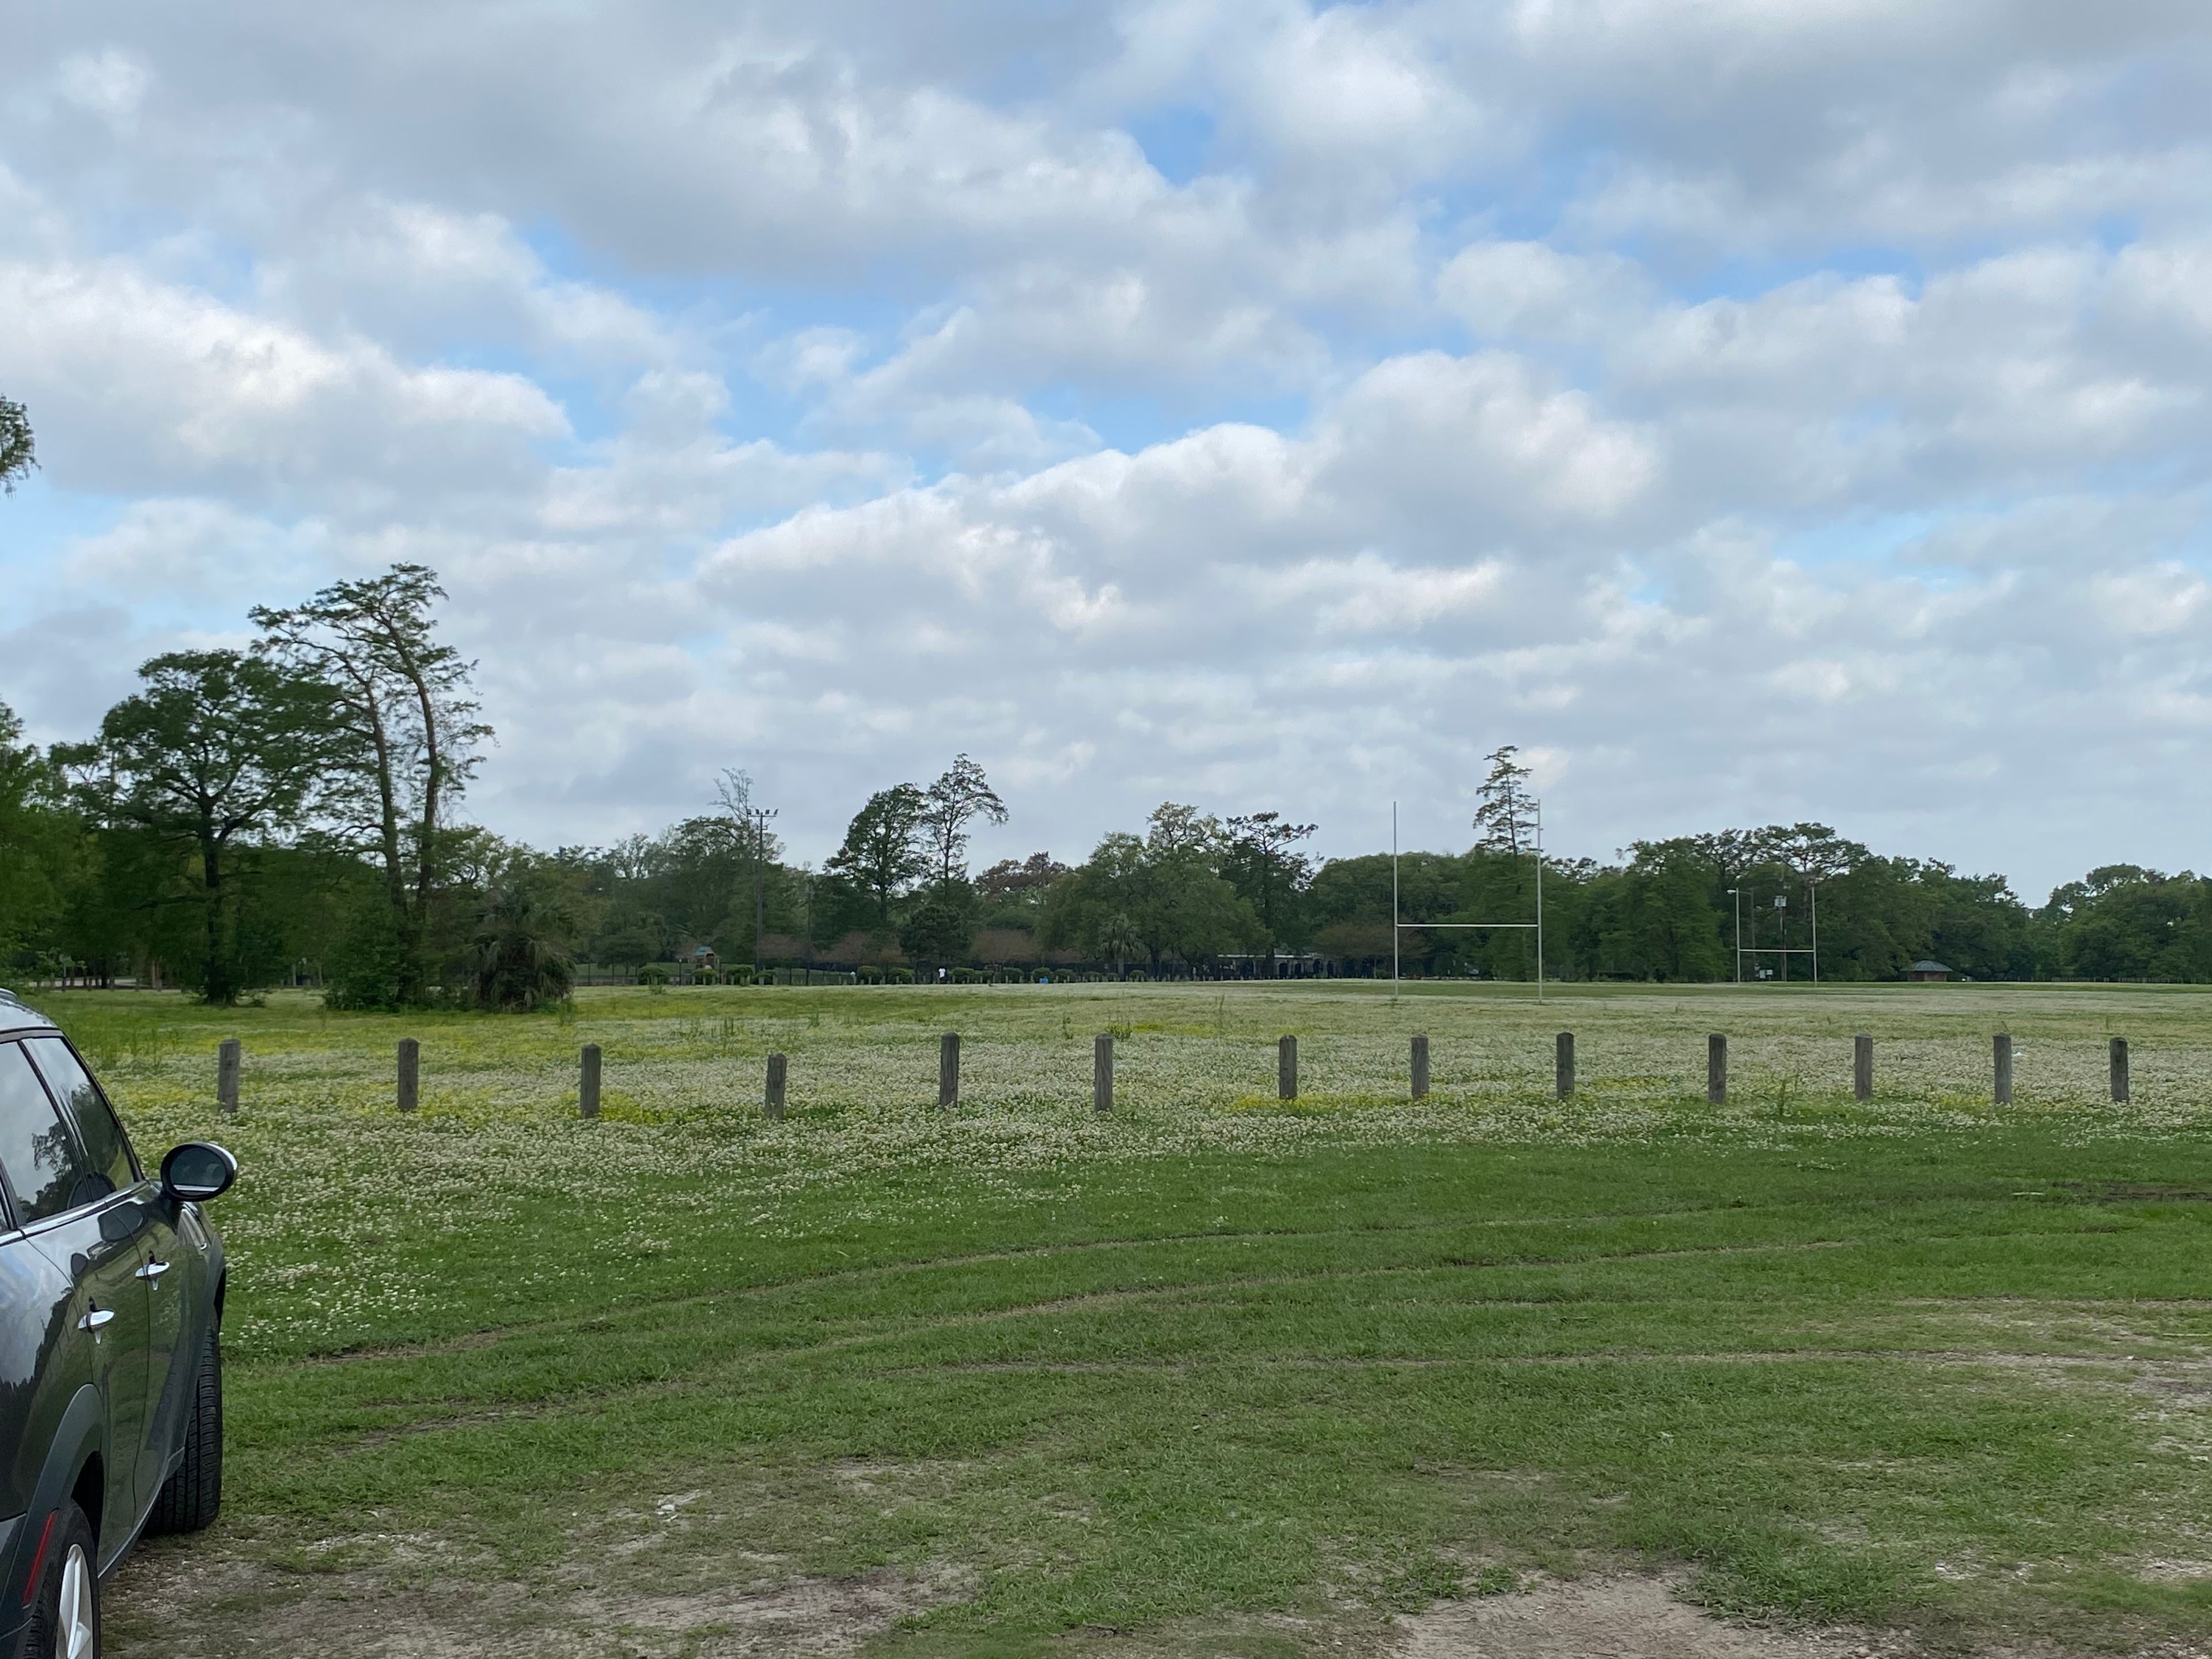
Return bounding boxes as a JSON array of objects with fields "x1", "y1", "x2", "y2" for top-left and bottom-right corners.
[{"x1": 3, "y1": 565, "x2": 2210, "y2": 1005}]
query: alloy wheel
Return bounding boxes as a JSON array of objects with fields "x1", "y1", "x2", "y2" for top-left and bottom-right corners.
[{"x1": 59, "y1": 1541, "x2": 95, "y2": 1659}]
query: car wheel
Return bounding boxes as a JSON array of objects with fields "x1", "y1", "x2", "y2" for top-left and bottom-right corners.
[
  {"x1": 147, "y1": 1325, "x2": 222, "y2": 1534},
  {"x1": 21, "y1": 1499, "x2": 99, "y2": 1659}
]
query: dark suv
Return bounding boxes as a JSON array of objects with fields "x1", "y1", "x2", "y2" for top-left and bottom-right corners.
[{"x1": 0, "y1": 990, "x2": 234, "y2": 1658}]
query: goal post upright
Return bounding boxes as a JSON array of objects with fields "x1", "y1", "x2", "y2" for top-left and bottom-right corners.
[{"x1": 1535, "y1": 798, "x2": 1545, "y2": 1005}]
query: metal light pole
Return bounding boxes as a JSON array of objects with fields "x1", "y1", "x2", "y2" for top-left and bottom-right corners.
[
  {"x1": 748, "y1": 805, "x2": 779, "y2": 978},
  {"x1": 1729, "y1": 887, "x2": 1740, "y2": 983},
  {"x1": 1392, "y1": 800, "x2": 1399, "y2": 997}
]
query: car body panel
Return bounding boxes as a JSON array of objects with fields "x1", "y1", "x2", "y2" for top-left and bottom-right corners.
[
  {"x1": 0, "y1": 1196, "x2": 77, "y2": 1521},
  {"x1": 139, "y1": 1205, "x2": 188, "y2": 1498},
  {"x1": 0, "y1": 990, "x2": 229, "y2": 1603},
  {"x1": 26, "y1": 1202, "x2": 156, "y2": 1531}
]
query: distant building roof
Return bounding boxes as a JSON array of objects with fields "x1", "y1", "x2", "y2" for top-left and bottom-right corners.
[{"x1": 1910, "y1": 960, "x2": 1950, "y2": 973}]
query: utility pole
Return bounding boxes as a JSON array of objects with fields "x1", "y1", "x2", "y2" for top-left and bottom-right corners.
[
  {"x1": 715, "y1": 768, "x2": 777, "y2": 982},
  {"x1": 747, "y1": 805, "x2": 778, "y2": 977},
  {"x1": 1729, "y1": 887, "x2": 1741, "y2": 983}
]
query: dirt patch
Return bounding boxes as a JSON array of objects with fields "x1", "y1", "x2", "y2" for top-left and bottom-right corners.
[
  {"x1": 104, "y1": 1550, "x2": 969, "y2": 1658},
  {"x1": 1389, "y1": 1576, "x2": 1916, "y2": 1659},
  {"x1": 578, "y1": 1567, "x2": 973, "y2": 1653}
]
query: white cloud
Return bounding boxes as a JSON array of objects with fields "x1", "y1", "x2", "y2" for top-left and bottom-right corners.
[
  {"x1": 54, "y1": 51, "x2": 151, "y2": 125},
  {"x1": 1254, "y1": 552, "x2": 1507, "y2": 634},
  {"x1": 3, "y1": 0, "x2": 2212, "y2": 896},
  {"x1": 0, "y1": 256, "x2": 567, "y2": 505},
  {"x1": 256, "y1": 200, "x2": 689, "y2": 369},
  {"x1": 63, "y1": 498, "x2": 321, "y2": 604}
]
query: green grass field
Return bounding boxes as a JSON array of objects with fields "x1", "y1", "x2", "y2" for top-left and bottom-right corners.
[{"x1": 34, "y1": 980, "x2": 2212, "y2": 1656}]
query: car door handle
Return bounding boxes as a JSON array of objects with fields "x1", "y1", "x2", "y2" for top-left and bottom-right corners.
[
  {"x1": 79, "y1": 1308, "x2": 115, "y2": 1331},
  {"x1": 137, "y1": 1259, "x2": 171, "y2": 1280}
]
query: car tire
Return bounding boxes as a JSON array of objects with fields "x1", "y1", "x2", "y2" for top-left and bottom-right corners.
[
  {"x1": 21, "y1": 1499, "x2": 99, "y2": 1659},
  {"x1": 147, "y1": 1326, "x2": 222, "y2": 1534}
]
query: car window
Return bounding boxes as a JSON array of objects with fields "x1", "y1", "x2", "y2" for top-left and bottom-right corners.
[
  {"x1": 0, "y1": 1041, "x2": 97, "y2": 1224},
  {"x1": 24, "y1": 1039, "x2": 139, "y2": 1196}
]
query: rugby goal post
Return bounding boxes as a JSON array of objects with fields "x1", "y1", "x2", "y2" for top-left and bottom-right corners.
[{"x1": 1392, "y1": 800, "x2": 1544, "y2": 1001}]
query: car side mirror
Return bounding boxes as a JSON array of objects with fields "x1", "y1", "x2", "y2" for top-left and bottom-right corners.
[{"x1": 161, "y1": 1142, "x2": 237, "y2": 1203}]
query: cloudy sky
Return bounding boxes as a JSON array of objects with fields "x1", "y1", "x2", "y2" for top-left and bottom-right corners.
[{"x1": 3, "y1": 1, "x2": 2210, "y2": 898}]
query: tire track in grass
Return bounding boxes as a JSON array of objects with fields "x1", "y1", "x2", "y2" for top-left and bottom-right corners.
[
  {"x1": 286, "y1": 1188, "x2": 2025, "y2": 1369},
  {"x1": 312, "y1": 1236, "x2": 1877, "y2": 1451},
  {"x1": 314, "y1": 1342, "x2": 2183, "y2": 1458}
]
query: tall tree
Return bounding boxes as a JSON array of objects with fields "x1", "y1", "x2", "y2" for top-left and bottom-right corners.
[
  {"x1": 1224, "y1": 811, "x2": 1317, "y2": 955},
  {"x1": 1134, "y1": 805, "x2": 1254, "y2": 974},
  {"x1": 65, "y1": 652, "x2": 338, "y2": 1003},
  {"x1": 252, "y1": 565, "x2": 488, "y2": 1005},
  {"x1": 1472, "y1": 745, "x2": 1538, "y2": 855},
  {"x1": 0, "y1": 700, "x2": 74, "y2": 966},
  {"x1": 920, "y1": 755, "x2": 1007, "y2": 885},
  {"x1": 900, "y1": 888, "x2": 976, "y2": 976},
  {"x1": 978, "y1": 853, "x2": 1069, "y2": 899},
  {"x1": 1041, "y1": 807, "x2": 1257, "y2": 978},
  {"x1": 826, "y1": 783, "x2": 929, "y2": 922},
  {"x1": 1610, "y1": 839, "x2": 1728, "y2": 980},
  {"x1": 0, "y1": 394, "x2": 33, "y2": 494},
  {"x1": 1766, "y1": 823, "x2": 1862, "y2": 883}
]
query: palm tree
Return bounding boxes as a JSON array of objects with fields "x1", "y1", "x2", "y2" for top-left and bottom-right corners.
[
  {"x1": 1100, "y1": 911, "x2": 1140, "y2": 980},
  {"x1": 468, "y1": 884, "x2": 575, "y2": 1012}
]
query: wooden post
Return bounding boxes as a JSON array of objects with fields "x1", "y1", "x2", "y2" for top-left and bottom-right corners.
[
  {"x1": 396, "y1": 1037, "x2": 420, "y2": 1113},
  {"x1": 578, "y1": 1044, "x2": 602, "y2": 1119},
  {"x1": 217, "y1": 1038, "x2": 241, "y2": 1116},
  {"x1": 1706, "y1": 1034, "x2": 1726, "y2": 1104},
  {"x1": 1993, "y1": 1033, "x2": 2013, "y2": 1106},
  {"x1": 2110, "y1": 1037, "x2": 2129, "y2": 1104},
  {"x1": 1278, "y1": 1035, "x2": 1297, "y2": 1101},
  {"x1": 1853, "y1": 1033, "x2": 1873, "y2": 1101},
  {"x1": 1556, "y1": 1032, "x2": 1574, "y2": 1100},
  {"x1": 940, "y1": 1032, "x2": 960, "y2": 1108},
  {"x1": 766, "y1": 1052, "x2": 787, "y2": 1120},
  {"x1": 1094, "y1": 1033, "x2": 1113, "y2": 1114},
  {"x1": 1411, "y1": 1035, "x2": 1430, "y2": 1101}
]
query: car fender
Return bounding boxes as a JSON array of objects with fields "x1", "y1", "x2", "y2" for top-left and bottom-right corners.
[
  {"x1": 1, "y1": 1382, "x2": 105, "y2": 1603},
  {"x1": 175, "y1": 1199, "x2": 225, "y2": 1331}
]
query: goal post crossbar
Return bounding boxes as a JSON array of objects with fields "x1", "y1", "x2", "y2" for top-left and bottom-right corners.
[{"x1": 1392, "y1": 798, "x2": 1544, "y2": 1001}]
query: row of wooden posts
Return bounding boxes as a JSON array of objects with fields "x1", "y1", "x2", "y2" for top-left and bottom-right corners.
[{"x1": 209, "y1": 1030, "x2": 2136, "y2": 1117}]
